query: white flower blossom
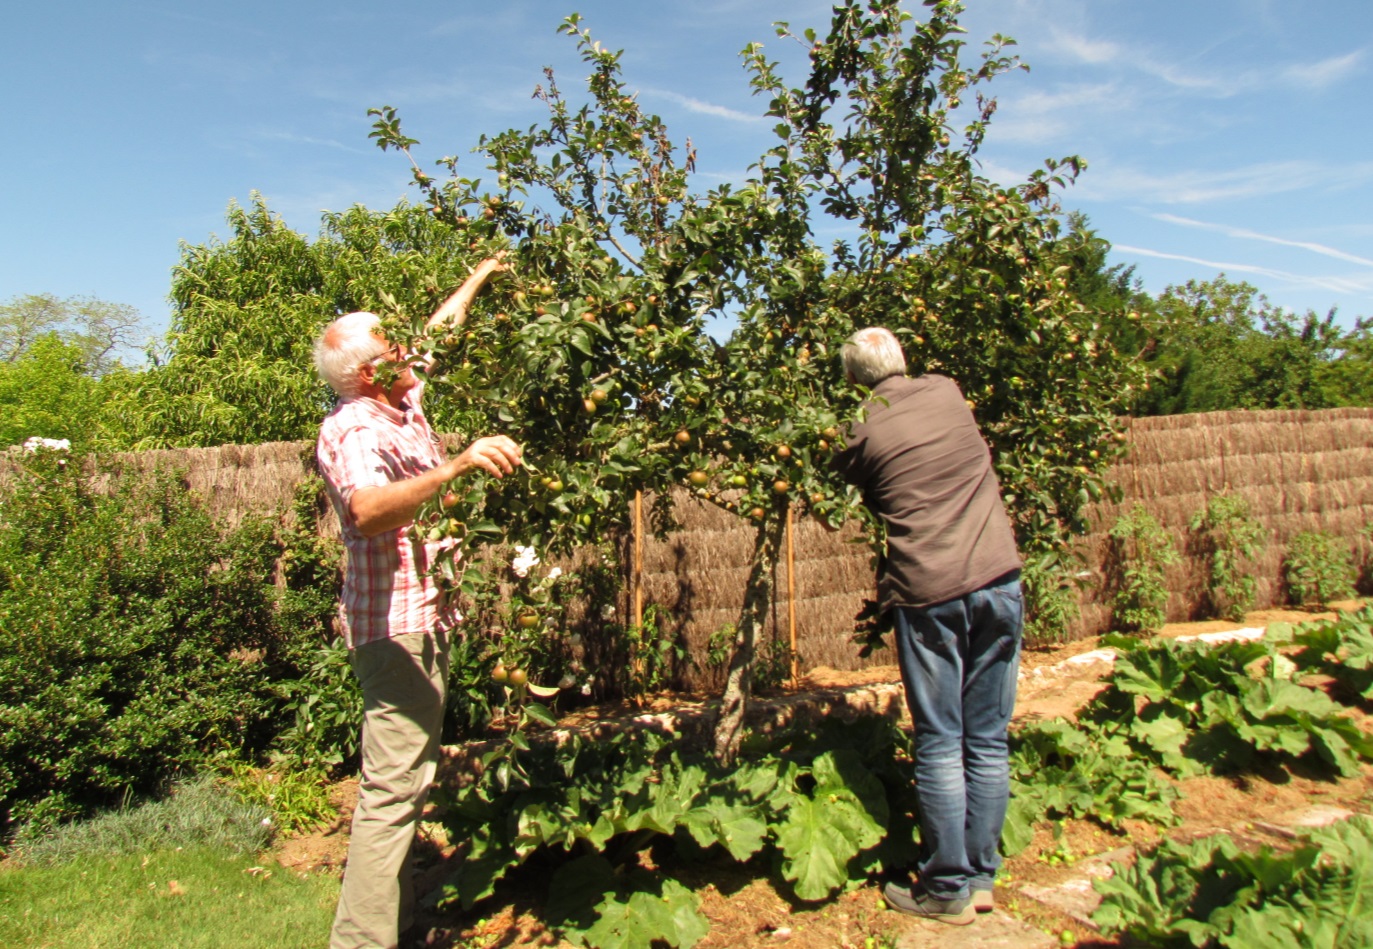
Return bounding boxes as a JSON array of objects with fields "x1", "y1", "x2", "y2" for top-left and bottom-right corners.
[
  {"x1": 22, "y1": 437, "x2": 70, "y2": 453},
  {"x1": 580, "y1": 682, "x2": 593, "y2": 696},
  {"x1": 547, "y1": 566, "x2": 563, "y2": 581},
  {"x1": 600, "y1": 604, "x2": 616, "y2": 620},
  {"x1": 511, "y1": 545, "x2": 540, "y2": 578}
]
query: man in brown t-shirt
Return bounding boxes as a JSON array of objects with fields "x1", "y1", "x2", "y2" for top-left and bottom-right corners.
[{"x1": 833, "y1": 326, "x2": 1023, "y2": 926}]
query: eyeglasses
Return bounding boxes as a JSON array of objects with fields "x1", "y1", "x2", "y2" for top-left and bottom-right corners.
[{"x1": 369, "y1": 343, "x2": 406, "y2": 365}]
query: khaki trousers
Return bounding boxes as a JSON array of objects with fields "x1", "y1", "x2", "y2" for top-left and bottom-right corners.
[{"x1": 330, "y1": 629, "x2": 449, "y2": 949}]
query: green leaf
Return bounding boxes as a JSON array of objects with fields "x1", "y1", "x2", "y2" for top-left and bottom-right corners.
[
  {"x1": 777, "y1": 795, "x2": 864, "y2": 901},
  {"x1": 680, "y1": 798, "x2": 768, "y2": 861}
]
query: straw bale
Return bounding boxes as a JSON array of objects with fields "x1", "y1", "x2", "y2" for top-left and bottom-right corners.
[{"x1": 22, "y1": 406, "x2": 1370, "y2": 679}]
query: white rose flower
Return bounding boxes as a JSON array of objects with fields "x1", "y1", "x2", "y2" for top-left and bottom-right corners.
[
  {"x1": 511, "y1": 545, "x2": 541, "y2": 578},
  {"x1": 22, "y1": 437, "x2": 71, "y2": 453}
]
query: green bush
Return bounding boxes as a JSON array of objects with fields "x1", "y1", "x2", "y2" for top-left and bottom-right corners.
[
  {"x1": 1021, "y1": 554, "x2": 1082, "y2": 646},
  {"x1": 1108, "y1": 505, "x2": 1180, "y2": 634},
  {"x1": 1188, "y1": 494, "x2": 1266, "y2": 622},
  {"x1": 0, "y1": 450, "x2": 325, "y2": 832},
  {"x1": 1284, "y1": 530, "x2": 1356, "y2": 610}
]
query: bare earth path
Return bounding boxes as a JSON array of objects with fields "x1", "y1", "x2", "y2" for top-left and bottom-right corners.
[{"x1": 275, "y1": 603, "x2": 1372, "y2": 948}]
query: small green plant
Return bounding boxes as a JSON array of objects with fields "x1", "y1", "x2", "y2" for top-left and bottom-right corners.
[
  {"x1": 1022, "y1": 554, "x2": 1082, "y2": 646},
  {"x1": 224, "y1": 763, "x2": 334, "y2": 835},
  {"x1": 618, "y1": 603, "x2": 689, "y2": 698},
  {"x1": 1284, "y1": 530, "x2": 1356, "y2": 609},
  {"x1": 1108, "y1": 505, "x2": 1180, "y2": 634},
  {"x1": 1189, "y1": 494, "x2": 1266, "y2": 622},
  {"x1": 755, "y1": 637, "x2": 798, "y2": 691},
  {"x1": 706, "y1": 623, "x2": 738, "y2": 671},
  {"x1": 1359, "y1": 523, "x2": 1373, "y2": 594}
]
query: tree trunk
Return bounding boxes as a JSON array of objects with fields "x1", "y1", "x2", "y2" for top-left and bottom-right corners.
[{"x1": 713, "y1": 517, "x2": 784, "y2": 765}]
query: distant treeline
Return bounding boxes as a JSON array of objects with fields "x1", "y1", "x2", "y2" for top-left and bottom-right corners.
[{"x1": 2, "y1": 202, "x2": 1369, "y2": 453}]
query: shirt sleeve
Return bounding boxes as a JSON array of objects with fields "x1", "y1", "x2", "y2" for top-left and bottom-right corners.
[{"x1": 320, "y1": 423, "x2": 394, "y2": 513}]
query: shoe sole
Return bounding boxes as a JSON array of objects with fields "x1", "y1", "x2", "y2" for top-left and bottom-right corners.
[{"x1": 973, "y1": 891, "x2": 994, "y2": 913}]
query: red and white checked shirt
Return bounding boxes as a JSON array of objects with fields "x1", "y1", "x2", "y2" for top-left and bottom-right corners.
[{"x1": 316, "y1": 381, "x2": 461, "y2": 649}]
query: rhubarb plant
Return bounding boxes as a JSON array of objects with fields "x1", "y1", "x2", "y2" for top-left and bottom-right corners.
[
  {"x1": 1094, "y1": 816, "x2": 1373, "y2": 947},
  {"x1": 431, "y1": 717, "x2": 916, "y2": 948}
]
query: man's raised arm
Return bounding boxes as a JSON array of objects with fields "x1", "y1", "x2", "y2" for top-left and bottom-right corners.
[{"x1": 425, "y1": 256, "x2": 507, "y2": 332}]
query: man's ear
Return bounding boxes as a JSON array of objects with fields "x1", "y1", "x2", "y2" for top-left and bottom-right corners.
[{"x1": 357, "y1": 362, "x2": 376, "y2": 386}]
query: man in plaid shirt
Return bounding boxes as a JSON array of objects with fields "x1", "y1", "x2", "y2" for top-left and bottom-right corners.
[{"x1": 314, "y1": 257, "x2": 521, "y2": 949}]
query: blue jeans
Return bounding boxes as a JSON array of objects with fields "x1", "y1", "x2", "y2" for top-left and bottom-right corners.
[{"x1": 894, "y1": 572, "x2": 1023, "y2": 900}]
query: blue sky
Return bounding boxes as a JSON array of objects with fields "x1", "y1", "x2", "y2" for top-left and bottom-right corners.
[{"x1": 3, "y1": 0, "x2": 1371, "y2": 356}]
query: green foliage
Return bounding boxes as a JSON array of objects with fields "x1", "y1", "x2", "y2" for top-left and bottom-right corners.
[
  {"x1": 1189, "y1": 494, "x2": 1266, "y2": 622},
  {"x1": 1284, "y1": 530, "x2": 1356, "y2": 609},
  {"x1": 273, "y1": 636, "x2": 362, "y2": 771},
  {"x1": 433, "y1": 717, "x2": 913, "y2": 947},
  {"x1": 0, "y1": 334, "x2": 114, "y2": 449},
  {"x1": 223, "y1": 764, "x2": 333, "y2": 836},
  {"x1": 11, "y1": 776, "x2": 272, "y2": 868},
  {"x1": 1003, "y1": 718, "x2": 1179, "y2": 855},
  {"x1": 1127, "y1": 276, "x2": 1373, "y2": 416},
  {"x1": 113, "y1": 197, "x2": 491, "y2": 448},
  {"x1": 1108, "y1": 505, "x2": 1180, "y2": 633},
  {"x1": 1094, "y1": 816, "x2": 1373, "y2": 947},
  {"x1": 1081, "y1": 635, "x2": 1373, "y2": 779},
  {"x1": 1285, "y1": 605, "x2": 1373, "y2": 704},
  {"x1": 0, "y1": 453, "x2": 339, "y2": 832}
]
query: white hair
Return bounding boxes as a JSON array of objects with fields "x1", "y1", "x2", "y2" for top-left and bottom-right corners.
[
  {"x1": 314, "y1": 311, "x2": 385, "y2": 398},
  {"x1": 842, "y1": 326, "x2": 907, "y2": 386}
]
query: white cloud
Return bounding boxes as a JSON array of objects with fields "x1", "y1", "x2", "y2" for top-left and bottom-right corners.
[
  {"x1": 1113, "y1": 244, "x2": 1373, "y2": 297},
  {"x1": 252, "y1": 130, "x2": 371, "y2": 156},
  {"x1": 644, "y1": 88, "x2": 764, "y2": 123},
  {"x1": 1151, "y1": 213, "x2": 1373, "y2": 267},
  {"x1": 1078, "y1": 161, "x2": 1373, "y2": 205},
  {"x1": 1281, "y1": 50, "x2": 1366, "y2": 89},
  {"x1": 1042, "y1": 26, "x2": 1358, "y2": 99},
  {"x1": 1046, "y1": 29, "x2": 1120, "y2": 65},
  {"x1": 992, "y1": 82, "x2": 1124, "y2": 143}
]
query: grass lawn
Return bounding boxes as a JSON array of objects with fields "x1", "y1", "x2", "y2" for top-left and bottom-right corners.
[{"x1": 0, "y1": 845, "x2": 338, "y2": 948}]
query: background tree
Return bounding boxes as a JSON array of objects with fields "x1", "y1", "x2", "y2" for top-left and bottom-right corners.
[
  {"x1": 0, "y1": 335, "x2": 109, "y2": 449},
  {"x1": 0, "y1": 293, "x2": 147, "y2": 377},
  {"x1": 369, "y1": 0, "x2": 1147, "y2": 761},
  {"x1": 1071, "y1": 269, "x2": 1373, "y2": 416},
  {"x1": 116, "y1": 196, "x2": 491, "y2": 448}
]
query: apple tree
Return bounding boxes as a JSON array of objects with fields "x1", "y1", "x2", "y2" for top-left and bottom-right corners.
[{"x1": 370, "y1": 0, "x2": 1147, "y2": 762}]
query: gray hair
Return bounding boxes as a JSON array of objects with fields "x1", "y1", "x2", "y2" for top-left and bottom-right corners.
[
  {"x1": 314, "y1": 311, "x2": 386, "y2": 398},
  {"x1": 841, "y1": 326, "x2": 906, "y2": 386}
]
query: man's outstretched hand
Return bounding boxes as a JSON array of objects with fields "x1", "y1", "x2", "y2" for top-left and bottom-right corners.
[{"x1": 451, "y1": 435, "x2": 523, "y2": 479}]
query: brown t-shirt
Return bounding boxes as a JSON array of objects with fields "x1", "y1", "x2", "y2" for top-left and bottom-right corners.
[{"x1": 833, "y1": 374, "x2": 1021, "y2": 610}]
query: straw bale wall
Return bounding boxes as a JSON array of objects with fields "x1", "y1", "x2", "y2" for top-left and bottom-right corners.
[
  {"x1": 611, "y1": 407, "x2": 1373, "y2": 685},
  {"x1": 1075, "y1": 408, "x2": 1373, "y2": 637},
  {"x1": 9, "y1": 408, "x2": 1368, "y2": 689}
]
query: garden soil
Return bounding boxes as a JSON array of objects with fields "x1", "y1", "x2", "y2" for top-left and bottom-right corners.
[{"x1": 274, "y1": 603, "x2": 1373, "y2": 949}]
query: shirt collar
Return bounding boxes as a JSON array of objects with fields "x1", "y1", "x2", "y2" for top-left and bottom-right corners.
[{"x1": 344, "y1": 392, "x2": 418, "y2": 426}]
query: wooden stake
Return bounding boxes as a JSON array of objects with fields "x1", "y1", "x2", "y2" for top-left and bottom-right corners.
[
  {"x1": 633, "y1": 490, "x2": 644, "y2": 631},
  {"x1": 787, "y1": 504, "x2": 797, "y2": 688}
]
